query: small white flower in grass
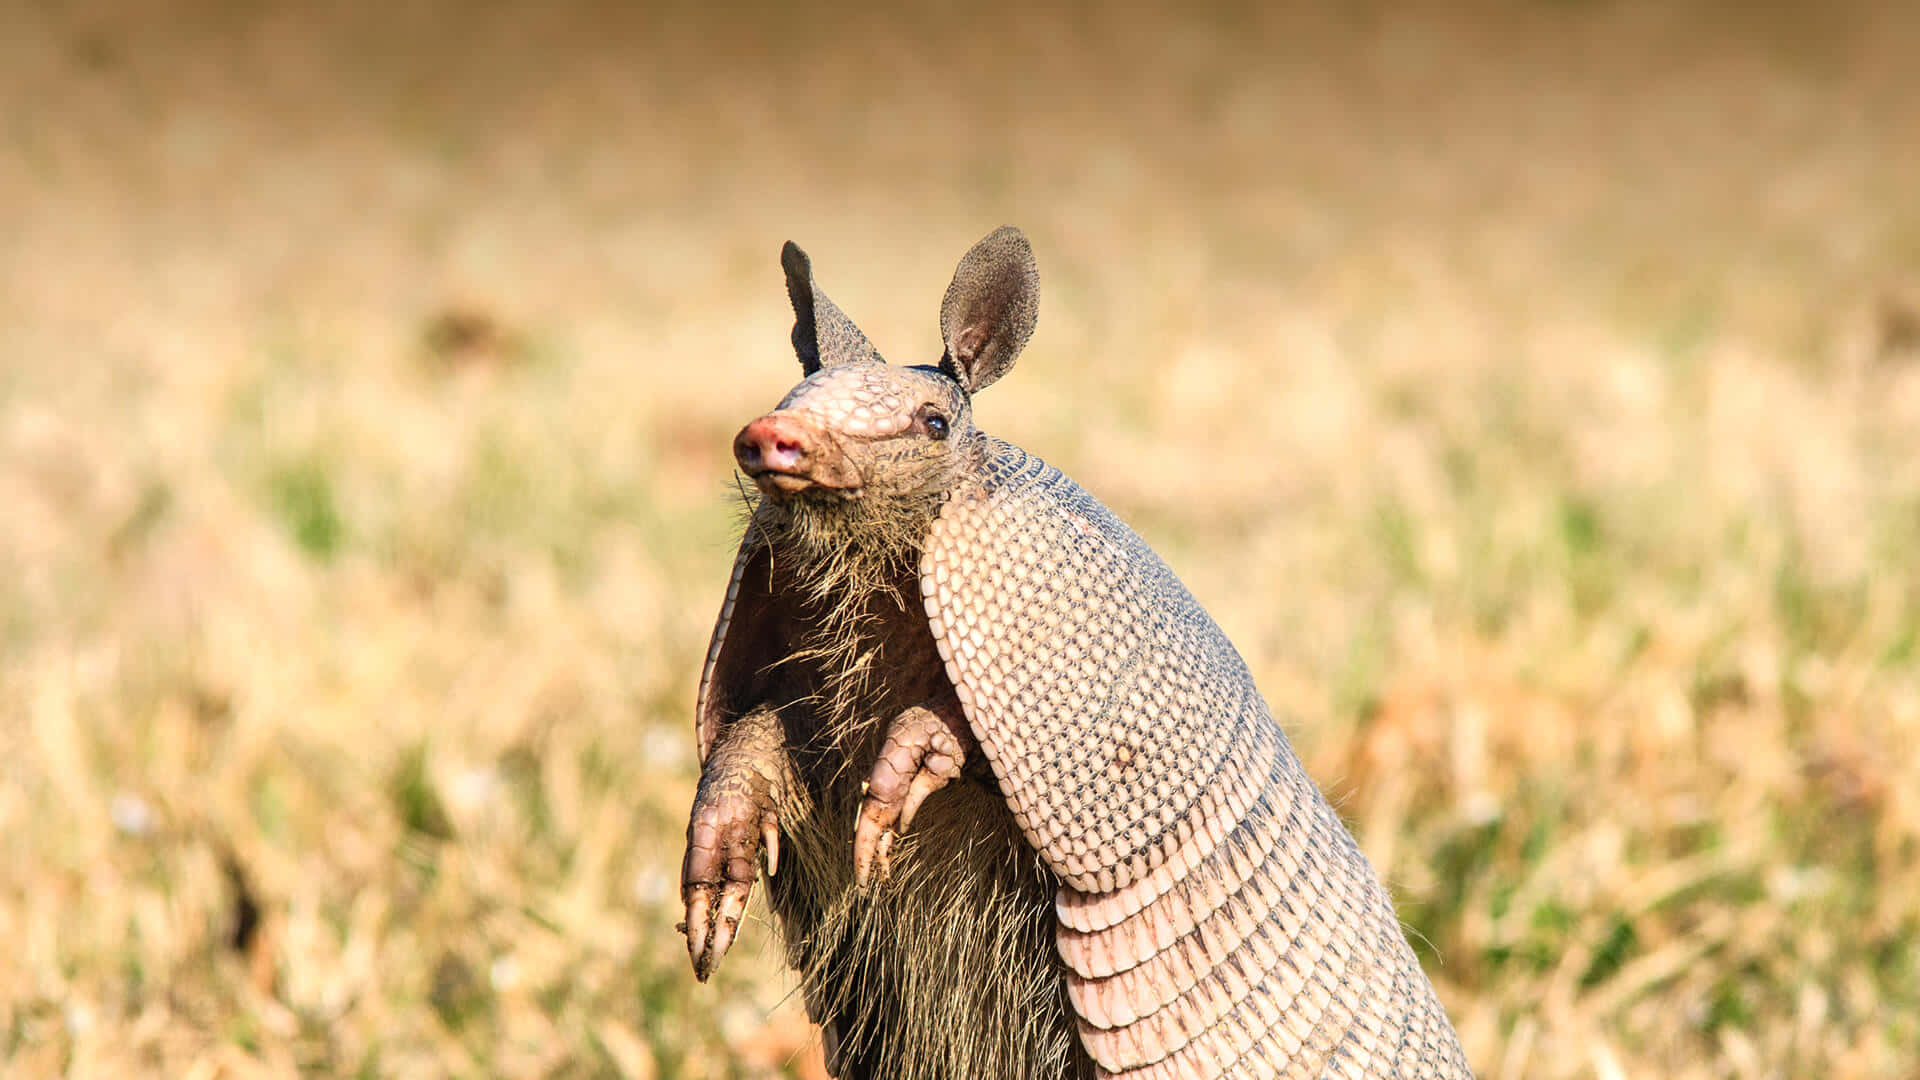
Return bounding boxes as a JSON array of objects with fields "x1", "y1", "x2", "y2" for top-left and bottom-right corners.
[
  {"x1": 489, "y1": 955, "x2": 521, "y2": 992},
  {"x1": 449, "y1": 767, "x2": 500, "y2": 816},
  {"x1": 1766, "y1": 865, "x2": 1832, "y2": 904},
  {"x1": 110, "y1": 792, "x2": 153, "y2": 836},
  {"x1": 65, "y1": 1003, "x2": 94, "y2": 1036}
]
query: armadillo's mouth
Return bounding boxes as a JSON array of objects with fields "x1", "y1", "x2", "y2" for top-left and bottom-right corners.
[{"x1": 747, "y1": 470, "x2": 863, "y2": 501}]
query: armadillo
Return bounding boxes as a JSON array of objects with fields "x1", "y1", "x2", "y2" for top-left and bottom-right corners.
[{"x1": 681, "y1": 226, "x2": 1473, "y2": 1079}]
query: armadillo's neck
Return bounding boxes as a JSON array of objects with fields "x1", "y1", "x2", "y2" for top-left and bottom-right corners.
[
  {"x1": 750, "y1": 490, "x2": 943, "y2": 606},
  {"x1": 748, "y1": 494, "x2": 943, "y2": 737}
]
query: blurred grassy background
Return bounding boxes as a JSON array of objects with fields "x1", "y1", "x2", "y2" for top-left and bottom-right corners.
[{"x1": 3, "y1": 0, "x2": 1919, "y2": 1076}]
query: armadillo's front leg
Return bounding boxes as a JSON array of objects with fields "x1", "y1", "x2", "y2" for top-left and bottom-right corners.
[
  {"x1": 681, "y1": 705, "x2": 790, "y2": 981},
  {"x1": 853, "y1": 702, "x2": 976, "y2": 887}
]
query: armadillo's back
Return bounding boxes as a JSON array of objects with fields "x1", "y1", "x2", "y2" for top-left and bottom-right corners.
[{"x1": 922, "y1": 438, "x2": 1471, "y2": 1079}]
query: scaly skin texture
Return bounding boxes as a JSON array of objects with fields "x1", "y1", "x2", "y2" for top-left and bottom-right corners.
[
  {"x1": 682, "y1": 226, "x2": 1473, "y2": 1079},
  {"x1": 925, "y1": 442, "x2": 1471, "y2": 1078}
]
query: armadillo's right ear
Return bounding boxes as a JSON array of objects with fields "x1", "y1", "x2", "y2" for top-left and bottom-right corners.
[
  {"x1": 782, "y1": 241, "x2": 883, "y2": 375},
  {"x1": 939, "y1": 225, "x2": 1039, "y2": 395}
]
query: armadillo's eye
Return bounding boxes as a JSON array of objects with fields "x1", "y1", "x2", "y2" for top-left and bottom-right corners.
[{"x1": 923, "y1": 412, "x2": 950, "y2": 441}]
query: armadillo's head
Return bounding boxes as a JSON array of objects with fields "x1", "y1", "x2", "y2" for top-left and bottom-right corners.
[
  {"x1": 734, "y1": 227, "x2": 1039, "y2": 552},
  {"x1": 735, "y1": 362, "x2": 973, "y2": 505}
]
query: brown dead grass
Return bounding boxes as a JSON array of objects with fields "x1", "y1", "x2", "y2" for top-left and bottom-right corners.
[{"x1": 3, "y1": 0, "x2": 1919, "y2": 1076}]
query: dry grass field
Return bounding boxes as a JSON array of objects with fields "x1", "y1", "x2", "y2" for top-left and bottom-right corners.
[{"x1": 4, "y1": 1, "x2": 1920, "y2": 1076}]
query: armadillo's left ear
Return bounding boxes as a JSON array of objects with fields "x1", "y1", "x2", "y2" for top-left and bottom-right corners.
[
  {"x1": 939, "y1": 226, "x2": 1038, "y2": 395},
  {"x1": 783, "y1": 241, "x2": 884, "y2": 374}
]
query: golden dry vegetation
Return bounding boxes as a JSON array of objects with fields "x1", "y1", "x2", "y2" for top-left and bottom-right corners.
[{"x1": 3, "y1": 1, "x2": 1919, "y2": 1077}]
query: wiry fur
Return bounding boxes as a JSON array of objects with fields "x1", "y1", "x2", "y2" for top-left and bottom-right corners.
[
  {"x1": 743, "y1": 458, "x2": 951, "y2": 744},
  {"x1": 750, "y1": 483, "x2": 940, "y2": 607},
  {"x1": 743, "y1": 481, "x2": 1091, "y2": 1080},
  {"x1": 769, "y1": 755, "x2": 1083, "y2": 1080}
]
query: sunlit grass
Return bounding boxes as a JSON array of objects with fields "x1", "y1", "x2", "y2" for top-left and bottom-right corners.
[{"x1": 3, "y1": 1, "x2": 1919, "y2": 1077}]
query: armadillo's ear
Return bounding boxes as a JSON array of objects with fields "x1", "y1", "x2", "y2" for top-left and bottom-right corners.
[
  {"x1": 939, "y1": 225, "x2": 1039, "y2": 394},
  {"x1": 782, "y1": 241, "x2": 883, "y2": 374}
]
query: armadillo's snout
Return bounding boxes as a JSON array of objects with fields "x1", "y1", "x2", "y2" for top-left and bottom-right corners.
[{"x1": 734, "y1": 412, "x2": 861, "y2": 498}]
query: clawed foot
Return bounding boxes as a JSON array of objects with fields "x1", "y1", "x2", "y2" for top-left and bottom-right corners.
[
  {"x1": 853, "y1": 704, "x2": 974, "y2": 887},
  {"x1": 681, "y1": 709, "x2": 787, "y2": 981}
]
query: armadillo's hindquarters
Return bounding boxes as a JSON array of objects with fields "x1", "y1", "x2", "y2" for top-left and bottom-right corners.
[
  {"x1": 682, "y1": 705, "x2": 791, "y2": 982},
  {"x1": 1054, "y1": 721, "x2": 1470, "y2": 1079}
]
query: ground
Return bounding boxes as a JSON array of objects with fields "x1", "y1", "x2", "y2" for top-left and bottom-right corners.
[{"x1": 2, "y1": 1, "x2": 1918, "y2": 1077}]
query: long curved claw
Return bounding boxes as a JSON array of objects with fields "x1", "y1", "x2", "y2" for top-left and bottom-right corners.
[
  {"x1": 762, "y1": 816, "x2": 781, "y2": 878},
  {"x1": 896, "y1": 768, "x2": 949, "y2": 834},
  {"x1": 684, "y1": 875, "x2": 755, "y2": 981},
  {"x1": 853, "y1": 788, "x2": 889, "y2": 889},
  {"x1": 682, "y1": 886, "x2": 714, "y2": 976},
  {"x1": 852, "y1": 802, "x2": 889, "y2": 889}
]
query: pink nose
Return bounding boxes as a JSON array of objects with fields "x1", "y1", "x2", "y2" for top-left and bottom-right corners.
[
  {"x1": 733, "y1": 412, "x2": 860, "y2": 496},
  {"x1": 734, "y1": 413, "x2": 818, "y2": 477}
]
